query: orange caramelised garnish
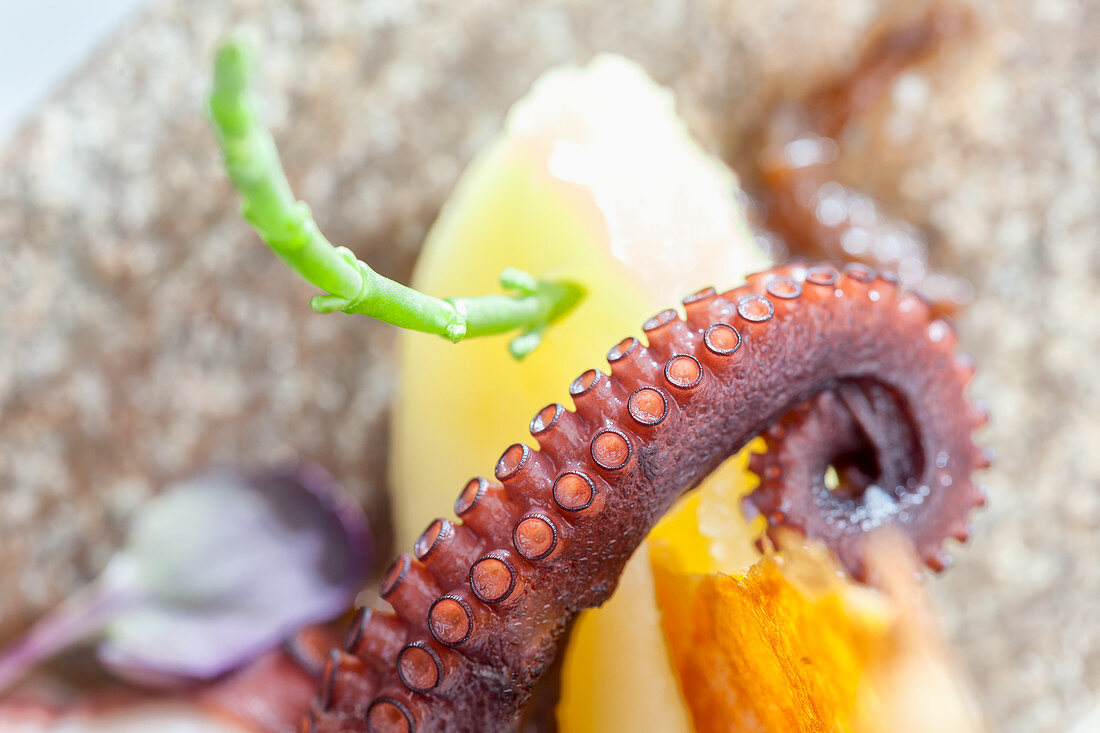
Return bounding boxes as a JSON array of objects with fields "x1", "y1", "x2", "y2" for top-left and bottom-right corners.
[{"x1": 650, "y1": 529, "x2": 984, "y2": 733}]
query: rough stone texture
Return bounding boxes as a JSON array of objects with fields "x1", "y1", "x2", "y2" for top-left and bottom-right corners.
[{"x1": 0, "y1": 1, "x2": 1096, "y2": 731}]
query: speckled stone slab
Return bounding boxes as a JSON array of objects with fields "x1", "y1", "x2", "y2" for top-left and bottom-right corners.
[{"x1": 1, "y1": 1, "x2": 1097, "y2": 730}]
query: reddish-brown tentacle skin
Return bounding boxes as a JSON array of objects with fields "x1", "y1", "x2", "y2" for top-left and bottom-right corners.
[
  {"x1": 743, "y1": 4, "x2": 977, "y2": 316},
  {"x1": 745, "y1": 376, "x2": 987, "y2": 578},
  {"x1": 303, "y1": 260, "x2": 984, "y2": 733}
]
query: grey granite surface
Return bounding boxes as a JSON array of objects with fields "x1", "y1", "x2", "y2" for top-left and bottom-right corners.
[{"x1": 1, "y1": 1, "x2": 1097, "y2": 731}]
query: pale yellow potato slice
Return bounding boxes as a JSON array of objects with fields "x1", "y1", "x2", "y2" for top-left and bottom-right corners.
[{"x1": 389, "y1": 55, "x2": 767, "y2": 732}]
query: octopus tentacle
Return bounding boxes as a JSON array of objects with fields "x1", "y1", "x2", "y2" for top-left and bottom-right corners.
[
  {"x1": 304, "y1": 261, "x2": 984, "y2": 733},
  {"x1": 742, "y1": 4, "x2": 978, "y2": 316}
]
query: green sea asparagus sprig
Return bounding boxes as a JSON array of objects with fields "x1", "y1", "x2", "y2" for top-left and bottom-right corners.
[{"x1": 206, "y1": 38, "x2": 583, "y2": 358}]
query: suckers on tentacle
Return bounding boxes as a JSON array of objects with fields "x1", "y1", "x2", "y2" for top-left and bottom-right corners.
[{"x1": 305, "y1": 260, "x2": 985, "y2": 733}]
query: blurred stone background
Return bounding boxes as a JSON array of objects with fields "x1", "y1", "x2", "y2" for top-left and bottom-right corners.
[{"x1": 0, "y1": 0, "x2": 1096, "y2": 731}]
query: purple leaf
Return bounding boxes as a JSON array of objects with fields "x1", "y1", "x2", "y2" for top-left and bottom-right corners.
[{"x1": 0, "y1": 463, "x2": 371, "y2": 692}]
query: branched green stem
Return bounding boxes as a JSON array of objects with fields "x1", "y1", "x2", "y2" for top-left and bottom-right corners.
[{"x1": 206, "y1": 37, "x2": 583, "y2": 358}]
